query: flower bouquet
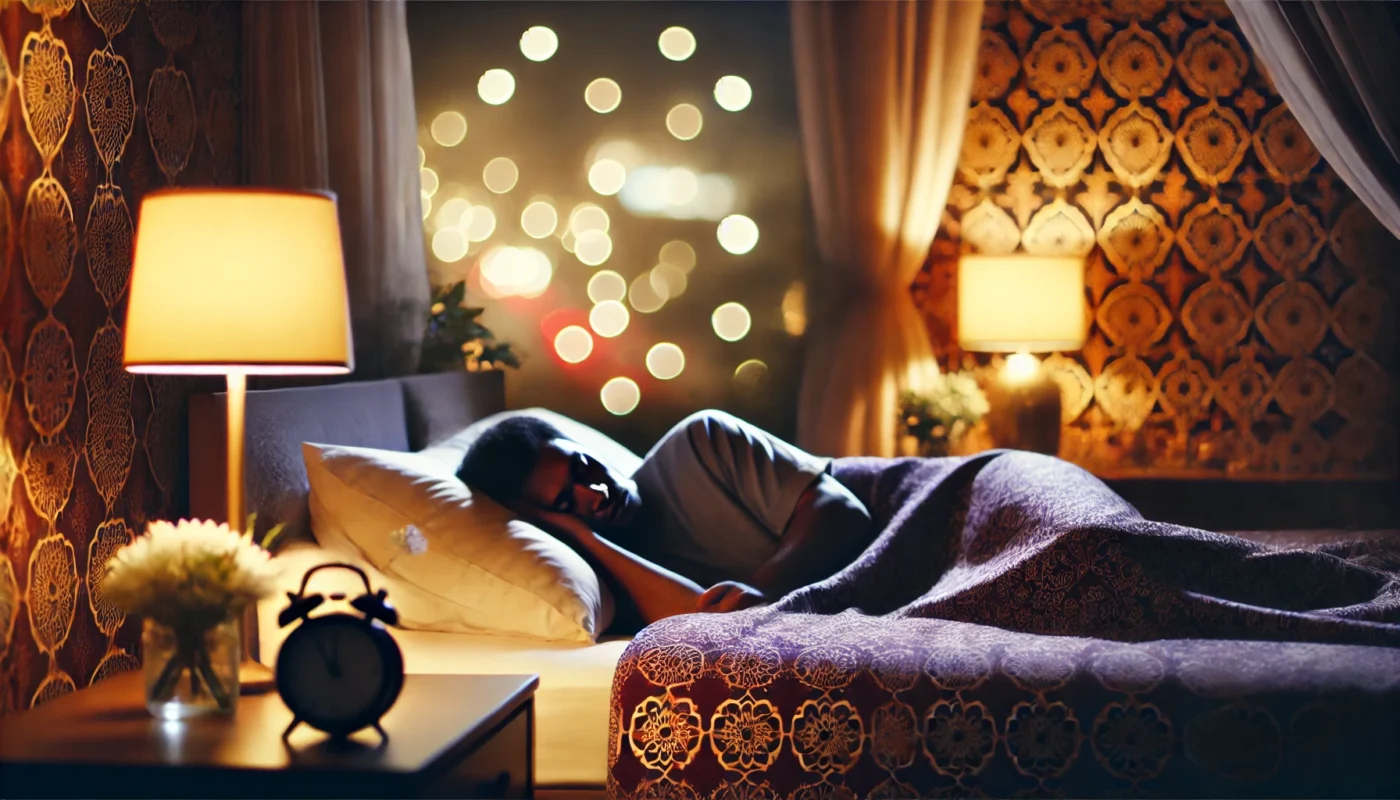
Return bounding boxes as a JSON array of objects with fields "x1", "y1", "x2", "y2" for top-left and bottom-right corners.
[
  {"x1": 898, "y1": 370, "x2": 991, "y2": 457},
  {"x1": 104, "y1": 518, "x2": 282, "y2": 718}
]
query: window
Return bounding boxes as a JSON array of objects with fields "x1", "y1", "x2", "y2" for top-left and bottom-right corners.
[{"x1": 408, "y1": 1, "x2": 807, "y2": 453}]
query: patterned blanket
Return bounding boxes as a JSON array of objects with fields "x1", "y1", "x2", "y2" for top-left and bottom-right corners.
[{"x1": 608, "y1": 452, "x2": 1400, "y2": 798}]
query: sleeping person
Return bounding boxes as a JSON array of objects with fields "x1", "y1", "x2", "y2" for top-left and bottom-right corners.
[{"x1": 456, "y1": 410, "x2": 874, "y2": 625}]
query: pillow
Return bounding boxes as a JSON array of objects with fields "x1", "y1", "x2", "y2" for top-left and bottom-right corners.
[
  {"x1": 418, "y1": 408, "x2": 644, "y2": 477},
  {"x1": 302, "y1": 441, "x2": 611, "y2": 642}
]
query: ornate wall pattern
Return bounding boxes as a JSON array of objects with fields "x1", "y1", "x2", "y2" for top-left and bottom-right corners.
[
  {"x1": 916, "y1": 0, "x2": 1400, "y2": 477},
  {"x1": 0, "y1": 0, "x2": 240, "y2": 714}
]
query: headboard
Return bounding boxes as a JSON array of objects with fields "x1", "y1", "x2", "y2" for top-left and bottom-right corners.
[{"x1": 188, "y1": 371, "x2": 505, "y2": 544}]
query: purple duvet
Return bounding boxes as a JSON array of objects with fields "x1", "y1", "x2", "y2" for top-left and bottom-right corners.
[{"x1": 608, "y1": 452, "x2": 1400, "y2": 799}]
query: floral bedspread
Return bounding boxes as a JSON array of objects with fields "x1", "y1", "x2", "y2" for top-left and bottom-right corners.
[{"x1": 607, "y1": 453, "x2": 1400, "y2": 798}]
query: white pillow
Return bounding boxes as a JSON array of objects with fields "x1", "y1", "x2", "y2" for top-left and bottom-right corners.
[
  {"x1": 418, "y1": 408, "x2": 644, "y2": 476},
  {"x1": 302, "y1": 442, "x2": 610, "y2": 642}
]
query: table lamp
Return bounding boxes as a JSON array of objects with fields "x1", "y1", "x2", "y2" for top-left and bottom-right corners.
[
  {"x1": 124, "y1": 188, "x2": 353, "y2": 692},
  {"x1": 958, "y1": 254, "x2": 1085, "y2": 455}
]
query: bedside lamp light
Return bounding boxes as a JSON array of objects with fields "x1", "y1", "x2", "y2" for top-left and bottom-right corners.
[
  {"x1": 958, "y1": 254, "x2": 1085, "y2": 455},
  {"x1": 124, "y1": 188, "x2": 353, "y2": 691}
]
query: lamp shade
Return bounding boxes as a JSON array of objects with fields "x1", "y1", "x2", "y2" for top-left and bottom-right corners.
[
  {"x1": 958, "y1": 254, "x2": 1086, "y2": 352},
  {"x1": 123, "y1": 189, "x2": 353, "y2": 375}
]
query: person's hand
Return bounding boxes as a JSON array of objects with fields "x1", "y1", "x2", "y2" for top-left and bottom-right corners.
[{"x1": 695, "y1": 581, "x2": 767, "y2": 613}]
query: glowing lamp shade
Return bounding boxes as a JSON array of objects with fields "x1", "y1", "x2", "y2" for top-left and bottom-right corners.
[
  {"x1": 124, "y1": 189, "x2": 352, "y2": 375},
  {"x1": 957, "y1": 255, "x2": 1085, "y2": 353}
]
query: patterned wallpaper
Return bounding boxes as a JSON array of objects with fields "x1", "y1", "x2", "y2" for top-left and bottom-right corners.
[
  {"x1": 917, "y1": 0, "x2": 1400, "y2": 477},
  {"x1": 0, "y1": 0, "x2": 239, "y2": 713}
]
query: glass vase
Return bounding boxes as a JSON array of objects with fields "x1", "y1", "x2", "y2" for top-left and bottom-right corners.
[{"x1": 143, "y1": 617, "x2": 240, "y2": 719}]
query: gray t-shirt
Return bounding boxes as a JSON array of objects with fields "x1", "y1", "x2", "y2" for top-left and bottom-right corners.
[{"x1": 626, "y1": 410, "x2": 831, "y2": 587}]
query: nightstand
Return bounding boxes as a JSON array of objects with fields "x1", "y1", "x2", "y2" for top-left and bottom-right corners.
[{"x1": 0, "y1": 672, "x2": 537, "y2": 799}]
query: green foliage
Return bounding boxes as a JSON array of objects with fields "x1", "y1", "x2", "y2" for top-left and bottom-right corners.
[
  {"x1": 418, "y1": 281, "x2": 520, "y2": 374},
  {"x1": 898, "y1": 370, "x2": 990, "y2": 457}
]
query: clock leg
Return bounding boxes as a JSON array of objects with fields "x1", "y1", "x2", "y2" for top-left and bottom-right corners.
[
  {"x1": 372, "y1": 721, "x2": 390, "y2": 746},
  {"x1": 282, "y1": 717, "x2": 301, "y2": 741}
]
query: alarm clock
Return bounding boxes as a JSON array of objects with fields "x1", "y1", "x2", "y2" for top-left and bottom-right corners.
[{"x1": 276, "y1": 563, "x2": 405, "y2": 742}]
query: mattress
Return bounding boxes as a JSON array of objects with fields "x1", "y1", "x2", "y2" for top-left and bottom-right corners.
[{"x1": 392, "y1": 628, "x2": 629, "y2": 787}]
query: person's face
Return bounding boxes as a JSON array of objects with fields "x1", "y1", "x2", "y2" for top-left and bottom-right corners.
[{"x1": 518, "y1": 438, "x2": 640, "y2": 529}]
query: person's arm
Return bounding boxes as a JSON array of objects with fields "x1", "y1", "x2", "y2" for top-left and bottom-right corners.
[
  {"x1": 527, "y1": 509, "x2": 705, "y2": 624},
  {"x1": 746, "y1": 473, "x2": 873, "y2": 598}
]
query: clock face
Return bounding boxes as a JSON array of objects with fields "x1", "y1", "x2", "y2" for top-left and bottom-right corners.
[{"x1": 277, "y1": 615, "x2": 400, "y2": 734}]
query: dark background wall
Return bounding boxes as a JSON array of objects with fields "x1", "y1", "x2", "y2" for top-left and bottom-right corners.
[
  {"x1": 918, "y1": 0, "x2": 1400, "y2": 479},
  {"x1": 0, "y1": 0, "x2": 239, "y2": 714}
]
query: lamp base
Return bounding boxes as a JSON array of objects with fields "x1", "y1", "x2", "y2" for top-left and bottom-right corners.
[
  {"x1": 985, "y1": 370, "x2": 1062, "y2": 456},
  {"x1": 239, "y1": 659, "x2": 277, "y2": 695}
]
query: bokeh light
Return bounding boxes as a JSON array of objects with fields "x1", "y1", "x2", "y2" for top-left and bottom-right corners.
[
  {"x1": 782, "y1": 281, "x2": 807, "y2": 336},
  {"x1": 420, "y1": 192, "x2": 431, "y2": 221},
  {"x1": 594, "y1": 140, "x2": 643, "y2": 169},
  {"x1": 650, "y1": 263, "x2": 688, "y2": 300},
  {"x1": 619, "y1": 167, "x2": 732, "y2": 220},
  {"x1": 481, "y1": 246, "x2": 552, "y2": 298},
  {"x1": 587, "y1": 270, "x2": 627, "y2": 303},
  {"x1": 574, "y1": 229, "x2": 613, "y2": 266},
  {"x1": 666, "y1": 103, "x2": 703, "y2": 140},
  {"x1": 483, "y1": 157, "x2": 519, "y2": 194},
  {"x1": 432, "y1": 228, "x2": 469, "y2": 263},
  {"x1": 520, "y1": 200, "x2": 558, "y2": 239},
  {"x1": 520, "y1": 26, "x2": 558, "y2": 62},
  {"x1": 628, "y1": 273, "x2": 666, "y2": 313},
  {"x1": 589, "y1": 300, "x2": 630, "y2": 338},
  {"x1": 600, "y1": 377, "x2": 641, "y2": 415},
  {"x1": 585, "y1": 78, "x2": 622, "y2": 114},
  {"x1": 435, "y1": 197, "x2": 471, "y2": 231},
  {"x1": 658, "y1": 26, "x2": 696, "y2": 61},
  {"x1": 659, "y1": 240, "x2": 696, "y2": 272},
  {"x1": 420, "y1": 167, "x2": 440, "y2": 197},
  {"x1": 417, "y1": 146, "x2": 425, "y2": 167},
  {"x1": 713, "y1": 76, "x2": 753, "y2": 112},
  {"x1": 663, "y1": 168, "x2": 699, "y2": 206},
  {"x1": 646, "y1": 343, "x2": 685, "y2": 380},
  {"x1": 696, "y1": 175, "x2": 737, "y2": 220},
  {"x1": 733, "y1": 359, "x2": 770, "y2": 393},
  {"x1": 588, "y1": 159, "x2": 628, "y2": 196},
  {"x1": 465, "y1": 205, "x2": 497, "y2": 242},
  {"x1": 570, "y1": 204, "x2": 611, "y2": 235},
  {"x1": 431, "y1": 111, "x2": 467, "y2": 147},
  {"x1": 478, "y1": 69, "x2": 516, "y2": 105},
  {"x1": 554, "y1": 325, "x2": 593, "y2": 363},
  {"x1": 712, "y1": 302, "x2": 752, "y2": 342},
  {"x1": 717, "y1": 214, "x2": 759, "y2": 255}
]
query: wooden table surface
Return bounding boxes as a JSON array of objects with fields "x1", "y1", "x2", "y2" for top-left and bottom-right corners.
[{"x1": 0, "y1": 672, "x2": 538, "y2": 798}]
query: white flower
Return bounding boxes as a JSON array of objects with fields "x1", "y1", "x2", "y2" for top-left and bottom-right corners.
[
  {"x1": 103, "y1": 518, "x2": 281, "y2": 630},
  {"x1": 389, "y1": 524, "x2": 429, "y2": 556}
]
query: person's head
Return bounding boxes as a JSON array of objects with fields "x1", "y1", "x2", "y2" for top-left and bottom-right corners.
[{"x1": 456, "y1": 415, "x2": 640, "y2": 529}]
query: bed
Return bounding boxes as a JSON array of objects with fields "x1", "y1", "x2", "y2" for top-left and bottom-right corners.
[
  {"x1": 187, "y1": 372, "x2": 626, "y2": 794},
  {"x1": 190, "y1": 375, "x2": 1400, "y2": 799}
]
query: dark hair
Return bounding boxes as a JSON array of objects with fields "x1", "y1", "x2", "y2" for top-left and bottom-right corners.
[{"x1": 456, "y1": 415, "x2": 565, "y2": 503}]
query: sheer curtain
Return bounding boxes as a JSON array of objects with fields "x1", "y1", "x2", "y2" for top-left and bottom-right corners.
[
  {"x1": 243, "y1": 0, "x2": 429, "y2": 379},
  {"x1": 1229, "y1": 0, "x2": 1400, "y2": 238},
  {"x1": 790, "y1": 0, "x2": 984, "y2": 457}
]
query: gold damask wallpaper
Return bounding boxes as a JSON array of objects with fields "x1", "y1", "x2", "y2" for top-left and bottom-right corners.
[
  {"x1": 0, "y1": 0, "x2": 239, "y2": 713},
  {"x1": 917, "y1": 0, "x2": 1400, "y2": 477}
]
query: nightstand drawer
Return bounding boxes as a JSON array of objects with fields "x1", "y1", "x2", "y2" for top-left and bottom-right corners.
[{"x1": 427, "y1": 701, "x2": 533, "y2": 799}]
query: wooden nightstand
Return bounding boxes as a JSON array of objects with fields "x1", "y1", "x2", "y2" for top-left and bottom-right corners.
[{"x1": 0, "y1": 672, "x2": 537, "y2": 799}]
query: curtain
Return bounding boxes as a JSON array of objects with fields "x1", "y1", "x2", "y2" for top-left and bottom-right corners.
[
  {"x1": 243, "y1": 0, "x2": 429, "y2": 379},
  {"x1": 790, "y1": 0, "x2": 984, "y2": 457},
  {"x1": 1229, "y1": 0, "x2": 1400, "y2": 239}
]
